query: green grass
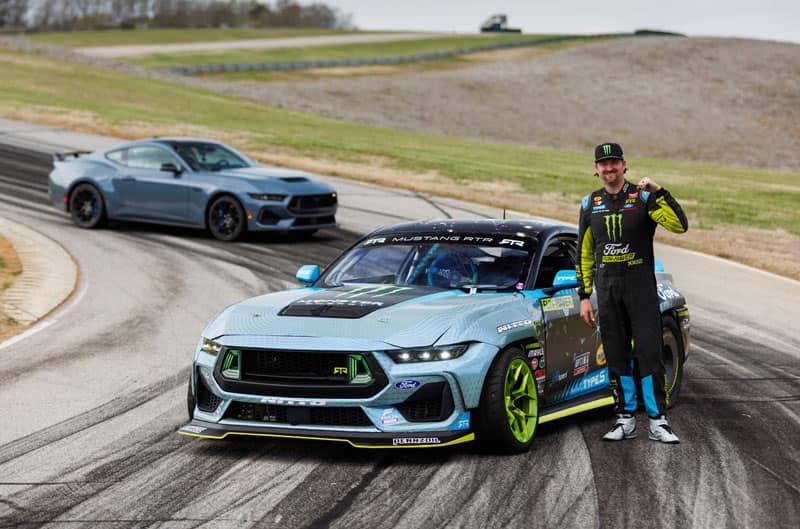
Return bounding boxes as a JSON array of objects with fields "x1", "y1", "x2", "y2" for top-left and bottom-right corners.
[
  {"x1": 129, "y1": 34, "x2": 561, "y2": 68},
  {"x1": 1, "y1": 47, "x2": 798, "y2": 236},
  {"x1": 26, "y1": 27, "x2": 366, "y2": 48}
]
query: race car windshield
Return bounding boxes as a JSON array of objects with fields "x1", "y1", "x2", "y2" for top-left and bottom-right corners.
[
  {"x1": 322, "y1": 240, "x2": 533, "y2": 291},
  {"x1": 170, "y1": 142, "x2": 252, "y2": 171}
]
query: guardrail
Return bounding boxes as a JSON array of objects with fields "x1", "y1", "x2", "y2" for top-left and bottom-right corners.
[{"x1": 170, "y1": 32, "x2": 682, "y2": 75}]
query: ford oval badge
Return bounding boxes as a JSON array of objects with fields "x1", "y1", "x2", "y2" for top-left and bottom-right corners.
[{"x1": 395, "y1": 379, "x2": 421, "y2": 391}]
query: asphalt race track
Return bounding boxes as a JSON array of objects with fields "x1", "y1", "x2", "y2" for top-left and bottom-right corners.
[{"x1": 1, "y1": 141, "x2": 798, "y2": 528}]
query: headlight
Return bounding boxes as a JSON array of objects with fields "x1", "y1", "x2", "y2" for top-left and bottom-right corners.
[
  {"x1": 248, "y1": 193, "x2": 287, "y2": 201},
  {"x1": 386, "y1": 344, "x2": 469, "y2": 363},
  {"x1": 201, "y1": 338, "x2": 222, "y2": 356}
]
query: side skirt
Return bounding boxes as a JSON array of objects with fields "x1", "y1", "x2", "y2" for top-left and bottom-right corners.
[{"x1": 538, "y1": 389, "x2": 615, "y2": 424}]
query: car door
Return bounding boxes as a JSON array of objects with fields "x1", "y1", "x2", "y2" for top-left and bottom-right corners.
[
  {"x1": 533, "y1": 237, "x2": 602, "y2": 405},
  {"x1": 112, "y1": 145, "x2": 190, "y2": 222}
]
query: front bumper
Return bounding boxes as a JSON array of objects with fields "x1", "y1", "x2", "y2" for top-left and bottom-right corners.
[{"x1": 178, "y1": 419, "x2": 474, "y2": 448}]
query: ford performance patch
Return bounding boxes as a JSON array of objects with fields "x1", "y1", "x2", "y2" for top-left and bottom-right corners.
[{"x1": 279, "y1": 285, "x2": 440, "y2": 318}]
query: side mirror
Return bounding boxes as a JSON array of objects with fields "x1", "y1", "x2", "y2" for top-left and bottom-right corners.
[
  {"x1": 161, "y1": 162, "x2": 182, "y2": 175},
  {"x1": 296, "y1": 264, "x2": 320, "y2": 285}
]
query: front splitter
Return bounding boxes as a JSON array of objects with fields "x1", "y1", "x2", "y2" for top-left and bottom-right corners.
[{"x1": 178, "y1": 419, "x2": 475, "y2": 449}]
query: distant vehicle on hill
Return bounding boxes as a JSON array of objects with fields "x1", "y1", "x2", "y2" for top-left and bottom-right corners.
[
  {"x1": 481, "y1": 14, "x2": 522, "y2": 33},
  {"x1": 48, "y1": 138, "x2": 338, "y2": 241}
]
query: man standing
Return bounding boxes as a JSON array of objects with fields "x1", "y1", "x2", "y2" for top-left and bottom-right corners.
[{"x1": 576, "y1": 142, "x2": 688, "y2": 443}]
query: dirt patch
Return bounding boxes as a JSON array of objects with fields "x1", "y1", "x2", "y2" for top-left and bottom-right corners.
[
  {"x1": 0, "y1": 235, "x2": 24, "y2": 341},
  {"x1": 220, "y1": 37, "x2": 800, "y2": 172}
]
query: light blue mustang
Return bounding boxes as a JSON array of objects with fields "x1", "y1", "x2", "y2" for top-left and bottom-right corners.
[
  {"x1": 48, "y1": 138, "x2": 337, "y2": 240},
  {"x1": 179, "y1": 219, "x2": 691, "y2": 452}
]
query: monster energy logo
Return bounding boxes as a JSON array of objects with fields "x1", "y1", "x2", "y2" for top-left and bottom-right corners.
[
  {"x1": 604, "y1": 213, "x2": 623, "y2": 241},
  {"x1": 603, "y1": 144, "x2": 612, "y2": 156}
]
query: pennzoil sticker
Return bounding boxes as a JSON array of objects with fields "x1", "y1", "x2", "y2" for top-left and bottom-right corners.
[{"x1": 541, "y1": 296, "x2": 574, "y2": 312}]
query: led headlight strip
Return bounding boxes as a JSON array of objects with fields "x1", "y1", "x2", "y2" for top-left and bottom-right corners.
[{"x1": 386, "y1": 344, "x2": 469, "y2": 363}]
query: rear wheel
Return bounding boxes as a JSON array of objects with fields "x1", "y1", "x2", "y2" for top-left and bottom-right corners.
[
  {"x1": 658, "y1": 315, "x2": 685, "y2": 409},
  {"x1": 69, "y1": 183, "x2": 106, "y2": 229},
  {"x1": 476, "y1": 346, "x2": 538, "y2": 453},
  {"x1": 207, "y1": 195, "x2": 245, "y2": 241}
]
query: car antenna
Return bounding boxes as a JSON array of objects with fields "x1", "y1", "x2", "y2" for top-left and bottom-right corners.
[{"x1": 502, "y1": 208, "x2": 507, "y2": 220}]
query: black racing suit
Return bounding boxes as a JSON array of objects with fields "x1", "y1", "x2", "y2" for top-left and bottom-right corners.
[{"x1": 576, "y1": 180, "x2": 688, "y2": 416}]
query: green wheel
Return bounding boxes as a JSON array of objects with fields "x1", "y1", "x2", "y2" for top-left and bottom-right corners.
[{"x1": 476, "y1": 346, "x2": 539, "y2": 453}]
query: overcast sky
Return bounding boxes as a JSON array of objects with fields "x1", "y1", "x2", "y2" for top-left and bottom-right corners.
[{"x1": 313, "y1": 1, "x2": 800, "y2": 44}]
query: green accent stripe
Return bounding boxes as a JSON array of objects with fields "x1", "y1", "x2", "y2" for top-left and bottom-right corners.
[
  {"x1": 650, "y1": 196, "x2": 687, "y2": 233},
  {"x1": 577, "y1": 225, "x2": 595, "y2": 295},
  {"x1": 177, "y1": 429, "x2": 475, "y2": 448},
  {"x1": 538, "y1": 396, "x2": 615, "y2": 424}
]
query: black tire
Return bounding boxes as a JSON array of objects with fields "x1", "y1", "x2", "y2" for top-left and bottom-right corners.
[
  {"x1": 658, "y1": 315, "x2": 685, "y2": 409},
  {"x1": 207, "y1": 195, "x2": 246, "y2": 242},
  {"x1": 69, "y1": 183, "x2": 106, "y2": 229},
  {"x1": 187, "y1": 376, "x2": 196, "y2": 420},
  {"x1": 475, "y1": 346, "x2": 539, "y2": 454}
]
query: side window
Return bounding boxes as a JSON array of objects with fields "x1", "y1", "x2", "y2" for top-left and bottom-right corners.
[
  {"x1": 126, "y1": 146, "x2": 181, "y2": 171},
  {"x1": 106, "y1": 148, "x2": 128, "y2": 166},
  {"x1": 535, "y1": 238, "x2": 577, "y2": 289}
]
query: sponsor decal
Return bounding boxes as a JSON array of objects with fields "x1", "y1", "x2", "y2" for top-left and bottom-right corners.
[
  {"x1": 627, "y1": 192, "x2": 638, "y2": 198},
  {"x1": 602, "y1": 143, "x2": 612, "y2": 156},
  {"x1": 603, "y1": 243, "x2": 631, "y2": 256},
  {"x1": 573, "y1": 351, "x2": 590, "y2": 376},
  {"x1": 596, "y1": 345, "x2": 607, "y2": 366},
  {"x1": 602, "y1": 253, "x2": 637, "y2": 263},
  {"x1": 497, "y1": 319, "x2": 533, "y2": 334},
  {"x1": 541, "y1": 296, "x2": 575, "y2": 312},
  {"x1": 297, "y1": 298, "x2": 383, "y2": 307},
  {"x1": 333, "y1": 366, "x2": 348, "y2": 375},
  {"x1": 657, "y1": 284, "x2": 682, "y2": 301},
  {"x1": 534, "y1": 368, "x2": 546, "y2": 379},
  {"x1": 552, "y1": 370, "x2": 567, "y2": 383},
  {"x1": 260, "y1": 397, "x2": 327, "y2": 406},
  {"x1": 593, "y1": 195, "x2": 603, "y2": 205},
  {"x1": 604, "y1": 213, "x2": 623, "y2": 242},
  {"x1": 627, "y1": 258, "x2": 644, "y2": 266},
  {"x1": 395, "y1": 379, "x2": 422, "y2": 391},
  {"x1": 381, "y1": 408, "x2": 401, "y2": 425},
  {"x1": 499, "y1": 238, "x2": 525, "y2": 247},
  {"x1": 525, "y1": 342, "x2": 543, "y2": 357},
  {"x1": 452, "y1": 411, "x2": 471, "y2": 431},
  {"x1": 181, "y1": 425, "x2": 207, "y2": 434},
  {"x1": 392, "y1": 437, "x2": 442, "y2": 446},
  {"x1": 625, "y1": 197, "x2": 637, "y2": 204},
  {"x1": 363, "y1": 237, "x2": 387, "y2": 246},
  {"x1": 539, "y1": 357, "x2": 545, "y2": 369}
]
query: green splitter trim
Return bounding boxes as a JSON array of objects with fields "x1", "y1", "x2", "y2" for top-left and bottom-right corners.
[{"x1": 505, "y1": 358, "x2": 538, "y2": 443}]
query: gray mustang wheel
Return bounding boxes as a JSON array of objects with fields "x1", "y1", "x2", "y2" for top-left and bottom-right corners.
[
  {"x1": 69, "y1": 183, "x2": 106, "y2": 229},
  {"x1": 208, "y1": 195, "x2": 245, "y2": 241}
]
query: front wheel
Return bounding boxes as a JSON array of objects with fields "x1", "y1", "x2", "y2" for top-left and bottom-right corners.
[
  {"x1": 475, "y1": 346, "x2": 539, "y2": 453},
  {"x1": 69, "y1": 183, "x2": 106, "y2": 229},
  {"x1": 207, "y1": 195, "x2": 245, "y2": 241},
  {"x1": 658, "y1": 315, "x2": 685, "y2": 409}
]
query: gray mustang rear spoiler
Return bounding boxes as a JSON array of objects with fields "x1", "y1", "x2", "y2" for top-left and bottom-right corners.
[{"x1": 53, "y1": 150, "x2": 92, "y2": 162}]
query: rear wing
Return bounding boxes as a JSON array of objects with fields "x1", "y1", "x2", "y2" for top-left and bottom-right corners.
[{"x1": 53, "y1": 150, "x2": 92, "y2": 162}]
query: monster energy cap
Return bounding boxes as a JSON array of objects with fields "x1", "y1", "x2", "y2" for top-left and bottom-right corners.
[{"x1": 594, "y1": 142, "x2": 624, "y2": 163}]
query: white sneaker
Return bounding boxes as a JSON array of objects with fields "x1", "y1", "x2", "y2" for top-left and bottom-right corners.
[
  {"x1": 602, "y1": 414, "x2": 637, "y2": 441},
  {"x1": 648, "y1": 414, "x2": 680, "y2": 444}
]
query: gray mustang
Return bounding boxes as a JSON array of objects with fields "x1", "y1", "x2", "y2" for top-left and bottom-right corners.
[{"x1": 48, "y1": 138, "x2": 338, "y2": 241}]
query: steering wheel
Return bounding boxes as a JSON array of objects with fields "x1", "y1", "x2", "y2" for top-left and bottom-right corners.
[{"x1": 426, "y1": 250, "x2": 478, "y2": 287}]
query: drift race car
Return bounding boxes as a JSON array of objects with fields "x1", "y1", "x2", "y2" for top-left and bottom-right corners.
[
  {"x1": 180, "y1": 220, "x2": 690, "y2": 452},
  {"x1": 48, "y1": 138, "x2": 337, "y2": 241}
]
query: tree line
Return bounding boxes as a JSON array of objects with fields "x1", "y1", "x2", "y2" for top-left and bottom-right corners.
[{"x1": 0, "y1": 0, "x2": 354, "y2": 31}]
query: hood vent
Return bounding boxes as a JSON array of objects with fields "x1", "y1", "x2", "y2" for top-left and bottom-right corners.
[{"x1": 279, "y1": 176, "x2": 309, "y2": 183}]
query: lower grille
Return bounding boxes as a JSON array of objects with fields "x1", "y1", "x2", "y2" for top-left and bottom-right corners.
[
  {"x1": 396, "y1": 382, "x2": 454, "y2": 423},
  {"x1": 294, "y1": 215, "x2": 335, "y2": 227},
  {"x1": 225, "y1": 401, "x2": 372, "y2": 427},
  {"x1": 288, "y1": 193, "x2": 337, "y2": 213},
  {"x1": 258, "y1": 208, "x2": 282, "y2": 225},
  {"x1": 196, "y1": 376, "x2": 222, "y2": 412}
]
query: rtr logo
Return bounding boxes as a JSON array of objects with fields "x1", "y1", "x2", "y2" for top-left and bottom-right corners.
[
  {"x1": 499, "y1": 239, "x2": 525, "y2": 247},
  {"x1": 333, "y1": 367, "x2": 348, "y2": 375}
]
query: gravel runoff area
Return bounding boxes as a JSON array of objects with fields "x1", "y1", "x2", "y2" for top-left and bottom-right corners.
[{"x1": 215, "y1": 36, "x2": 800, "y2": 172}]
